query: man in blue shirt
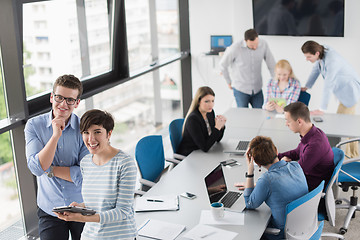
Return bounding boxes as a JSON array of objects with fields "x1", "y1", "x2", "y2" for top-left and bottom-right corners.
[{"x1": 25, "y1": 75, "x2": 89, "y2": 240}]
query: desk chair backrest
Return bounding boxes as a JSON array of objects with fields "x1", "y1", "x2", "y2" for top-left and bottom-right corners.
[
  {"x1": 169, "y1": 118, "x2": 184, "y2": 153},
  {"x1": 135, "y1": 135, "x2": 165, "y2": 182},
  {"x1": 285, "y1": 181, "x2": 324, "y2": 240},
  {"x1": 322, "y1": 148, "x2": 344, "y2": 226},
  {"x1": 298, "y1": 91, "x2": 311, "y2": 106}
]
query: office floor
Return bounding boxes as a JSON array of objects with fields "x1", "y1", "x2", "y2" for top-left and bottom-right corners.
[{"x1": 322, "y1": 188, "x2": 360, "y2": 240}]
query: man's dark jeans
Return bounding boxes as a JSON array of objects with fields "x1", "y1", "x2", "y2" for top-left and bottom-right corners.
[{"x1": 37, "y1": 208, "x2": 84, "y2": 240}]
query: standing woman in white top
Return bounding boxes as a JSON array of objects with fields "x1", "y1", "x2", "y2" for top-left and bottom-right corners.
[{"x1": 55, "y1": 109, "x2": 137, "y2": 240}]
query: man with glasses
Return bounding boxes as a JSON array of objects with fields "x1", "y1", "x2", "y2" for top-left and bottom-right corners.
[{"x1": 25, "y1": 75, "x2": 89, "y2": 240}]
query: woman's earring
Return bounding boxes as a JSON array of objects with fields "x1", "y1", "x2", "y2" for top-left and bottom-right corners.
[{"x1": 259, "y1": 166, "x2": 261, "y2": 172}]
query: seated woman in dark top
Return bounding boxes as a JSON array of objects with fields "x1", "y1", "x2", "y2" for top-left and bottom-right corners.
[{"x1": 177, "y1": 86, "x2": 226, "y2": 156}]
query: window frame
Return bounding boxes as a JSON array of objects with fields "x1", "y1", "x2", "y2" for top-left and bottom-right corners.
[{"x1": 0, "y1": 0, "x2": 191, "y2": 238}]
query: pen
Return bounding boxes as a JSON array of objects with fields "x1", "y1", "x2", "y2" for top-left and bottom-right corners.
[
  {"x1": 146, "y1": 199, "x2": 164, "y2": 202},
  {"x1": 200, "y1": 231, "x2": 216, "y2": 238}
]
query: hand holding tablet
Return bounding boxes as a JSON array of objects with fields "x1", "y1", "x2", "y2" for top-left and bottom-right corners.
[{"x1": 52, "y1": 206, "x2": 96, "y2": 216}]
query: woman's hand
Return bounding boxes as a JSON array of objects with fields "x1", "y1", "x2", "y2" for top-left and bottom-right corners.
[
  {"x1": 54, "y1": 211, "x2": 85, "y2": 222},
  {"x1": 234, "y1": 182, "x2": 245, "y2": 191},
  {"x1": 215, "y1": 115, "x2": 226, "y2": 130},
  {"x1": 265, "y1": 101, "x2": 276, "y2": 111},
  {"x1": 69, "y1": 202, "x2": 85, "y2": 208},
  {"x1": 245, "y1": 148, "x2": 255, "y2": 174},
  {"x1": 311, "y1": 109, "x2": 324, "y2": 115},
  {"x1": 274, "y1": 104, "x2": 284, "y2": 113}
]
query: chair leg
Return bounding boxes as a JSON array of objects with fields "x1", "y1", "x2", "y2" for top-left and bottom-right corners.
[{"x1": 339, "y1": 192, "x2": 359, "y2": 234}]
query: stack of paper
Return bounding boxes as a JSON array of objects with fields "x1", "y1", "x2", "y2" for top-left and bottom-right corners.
[
  {"x1": 138, "y1": 219, "x2": 186, "y2": 240},
  {"x1": 135, "y1": 194, "x2": 179, "y2": 212},
  {"x1": 184, "y1": 224, "x2": 238, "y2": 240},
  {"x1": 199, "y1": 210, "x2": 244, "y2": 225}
]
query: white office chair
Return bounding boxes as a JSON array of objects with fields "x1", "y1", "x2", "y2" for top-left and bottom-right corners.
[
  {"x1": 334, "y1": 138, "x2": 360, "y2": 234},
  {"x1": 265, "y1": 181, "x2": 325, "y2": 240},
  {"x1": 318, "y1": 147, "x2": 345, "y2": 239}
]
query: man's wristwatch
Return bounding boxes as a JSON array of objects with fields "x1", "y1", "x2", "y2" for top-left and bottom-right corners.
[
  {"x1": 245, "y1": 172, "x2": 254, "y2": 178},
  {"x1": 47, "y1": 166, "x2": 54, "y2": 178}
]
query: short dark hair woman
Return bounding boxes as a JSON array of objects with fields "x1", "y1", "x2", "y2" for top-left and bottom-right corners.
[
  {"x1": 55, "y1": 109, "x2": 137, "y2": 240},
  {"x1": 243, "y1": 136, "x2": 308, "y2": 239}
]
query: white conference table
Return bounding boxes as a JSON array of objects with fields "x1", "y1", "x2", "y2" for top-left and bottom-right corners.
[
  {"x1": 225, "y1": 108, "x2": 360, "y2": 138},
  {"x1": 135, "y1": 108, "x2": 360, "y2": 240},
  {"x1": 135, "y1": 139, "x2": 273, "y2": 240}
]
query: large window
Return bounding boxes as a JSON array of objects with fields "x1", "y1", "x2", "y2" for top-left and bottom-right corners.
[
  {"x1": 23, "y1": 0, "x2": 112, "y2": 99},
  {"x1": 156, "y1": 0, "x2": 180, "y2": 60},
  {"x1": 0, "y1": 49, "x2": 8, "y2": 121},
  {"x1": 0, "y1": 45, "x2": 24, "y2": 238},
  {"x1": 0, "y1": 132, "x2": 24, "y2": 237},
  {"x1": 125, "y1": 0, "x2": 152, "y2": 72},
  {"x1": 0, "y1": 0, "x2": 191, "y2": 237}
]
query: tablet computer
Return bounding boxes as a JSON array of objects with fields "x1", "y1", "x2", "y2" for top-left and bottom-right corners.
[{"x1": 52, "y1": 206, "x2": 96, "y2": 216}]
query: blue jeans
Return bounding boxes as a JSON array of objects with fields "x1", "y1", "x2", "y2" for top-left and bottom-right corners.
[
  {"x1": 37, "y1": 208, "x2": 84, "y2": 240},
  {"x1": 233, "y1": 89, "x2": 264, "y2": 108}
]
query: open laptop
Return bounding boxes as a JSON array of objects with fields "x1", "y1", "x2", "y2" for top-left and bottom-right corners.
[
  {"x1": 204, "y1": 164, "x2": 245, "y2": 212},
  {"x1": 206, "y1": 35, "x2": 232, "y2": 55},
  {"x1": 223, "y1": 140, "x2": 250, "y2": 155}
]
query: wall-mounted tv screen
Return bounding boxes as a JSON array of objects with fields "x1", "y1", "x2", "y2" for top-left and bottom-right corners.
[{"x1": 253, "y1": 0, "x2": 344, "y2": 37}]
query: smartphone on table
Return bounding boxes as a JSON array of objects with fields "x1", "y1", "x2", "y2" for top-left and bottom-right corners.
[{"x1": 180, "y1": 192, "x2": 197, "y2": 199}]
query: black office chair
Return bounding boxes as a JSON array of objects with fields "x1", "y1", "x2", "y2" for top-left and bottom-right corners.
[
  {"x1": 334, "y1": 138, "x2": 360, "y2": 234},
  {"x1": 298, "y1": 91, "x2": 311, "y2": 106}
]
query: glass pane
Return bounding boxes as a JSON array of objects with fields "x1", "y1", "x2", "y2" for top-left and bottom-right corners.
[
  {"x1": 0, "y1": 48, "x2": 8, "y2": 121},
  {"x1": 23, "y1": 0, "x2": 112, "y2": 99},
  {"x1": 160, "y1": 61, "x2": 182, "y2": 123},
  {"x1": 156, "y1": 0, "x2": 180, "y2": 60},
  {"x1": 125, "y1": 0, "x2": 152, "y2": 72},
  {"x1": 84, "y1": 0, "x2": 112, "y2": 74},
  {"x1": 0, "y1": 132, "x2": 24, "y2": 237},
  {"x1": 92, "y1": 73, "x2": 155, "y2": 152}
]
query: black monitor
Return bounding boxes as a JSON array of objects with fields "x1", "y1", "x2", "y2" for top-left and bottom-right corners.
[{"x1": 253, "y1": 0, "x2": 344, "y2": 37}]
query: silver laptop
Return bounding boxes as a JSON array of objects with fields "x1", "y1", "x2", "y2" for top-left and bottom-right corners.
[
  {"x1": 223, "y1": 140, "x2": 250, "y2": 155},
  {"x1": 204, "y1": 164, "x2": 245, "y2": 212}
]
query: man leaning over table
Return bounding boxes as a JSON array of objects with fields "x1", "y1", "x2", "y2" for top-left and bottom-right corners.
[
  {"x1": 278, "y1": 102, "x2": 334, "y2": 192},
  {"x1": 220, "y1": 28, "x2": 276, "y2": 108},
  {"x1": 25, "y1": 74, "x2": 89, "y2": 240}
]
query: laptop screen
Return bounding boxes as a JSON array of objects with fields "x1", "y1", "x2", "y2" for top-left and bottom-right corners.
[
  {"x1": 211, "y1": 35, "x2": 232, "y2": 51},
  {"x1": 204, "y1": 165, "x2": 228, "y2": 203}
]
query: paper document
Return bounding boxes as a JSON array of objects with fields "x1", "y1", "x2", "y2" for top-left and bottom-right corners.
[
  {"x1": 199, "y1": 210, "x2": 244, "y2": 225},
  {"x1": 184, "y1": 224, "x2": 238, "y2": 240},
  {"x1": 138, "y1": 219, "x2": 186, "y2": 240},
  {"x1": 275, "y1": 114, "x2": 285, "y2": 119},
  {"x1": 135, "y1": 194, "x2": 179, "y2": 212}
]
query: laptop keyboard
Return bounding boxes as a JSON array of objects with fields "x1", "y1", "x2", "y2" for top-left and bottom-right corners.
[
  {"x1": 236, "y1": 140, "x2": 249, "y2": 151},
  {"x1": 221, "y1": 191, "x2": 242, "y2": 208}
]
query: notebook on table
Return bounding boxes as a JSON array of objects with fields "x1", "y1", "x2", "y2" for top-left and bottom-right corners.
[{"x1": 204, "y1": 164, "x2": 245, "y2": 212}]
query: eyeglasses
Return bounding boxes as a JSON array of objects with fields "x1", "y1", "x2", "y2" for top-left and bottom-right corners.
[{"x1": 53, "y1": 93, "x2": 78, "y2": 105}]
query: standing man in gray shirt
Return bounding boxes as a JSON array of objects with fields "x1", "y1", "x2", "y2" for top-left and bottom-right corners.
[{"x1": 220, "y1": 29, "x2": 276, "y2": 108}]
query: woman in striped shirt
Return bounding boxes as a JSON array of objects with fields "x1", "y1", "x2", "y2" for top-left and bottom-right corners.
[
  {"x1": 55, "y1": 109, "x2": 137, "y2": 239},
  {"x1": 264, "y1": 59, "x2": 301, "y2": 113}
]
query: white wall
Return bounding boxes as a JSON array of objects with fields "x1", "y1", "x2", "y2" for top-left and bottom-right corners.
[{"x1": 189, "y1": 0, "x2": 360, "y2": 115}]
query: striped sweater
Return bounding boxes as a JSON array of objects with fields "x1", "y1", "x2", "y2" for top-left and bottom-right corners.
[{"x1": 80, "y1": 150, "x2": 137, "y2": 239}]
